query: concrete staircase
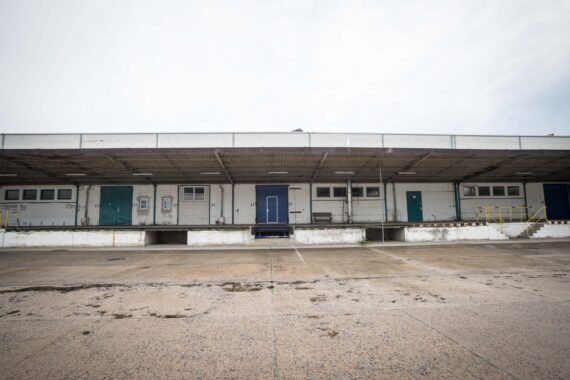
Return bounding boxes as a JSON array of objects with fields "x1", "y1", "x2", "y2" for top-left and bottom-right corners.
[{"x1": 518, "y1": 222, "x2": 545, "y2": 239}]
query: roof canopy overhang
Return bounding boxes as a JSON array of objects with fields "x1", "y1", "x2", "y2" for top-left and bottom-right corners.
[{"x1": 1, "y1": 147, "x2": 569, "y2": 185}]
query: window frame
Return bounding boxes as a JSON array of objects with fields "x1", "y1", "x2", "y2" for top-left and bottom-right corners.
[
  {"x1": 162, "y1": 196, "x2": 173, "y2": 211},
  {"x1": 507, "y1": 186, "x2": 520, "y2": 196},
  {"x1": 492, "y1": 186, "x2": 505, "y2": 196},
  {"x1": 182, "y1": 187, "x2": 194, "y2": 201},
  {"x1": 366, "y1": 187, "x2": 380, "y2": 197},
  {"x1": 40, "y1": 189, "x2": 55, "y2": 200},
  {"x1": 477, "y1": 186, "x2": 490, "y2": 197},
  {"x1": 182, "y1": 186, "x2": 206, "y2": 201},
  {"x1": 463, "y1": 186, "x2": 476, "y2": 197},
  {"x1": 139, "y1": 196, "x2": 149, "y2": 211},
  {"x1": 351, "y1": 187, "x2": 364, "y2": 197},
  {"x1": 4, "y1": 189, "x2": 20, "y2": 201},
  {"x1": 194, "y1": 186, "x2": 205, "y2": 201},
  {"x1": 23, "y1": 189, "x2": 38, "y2": 201},
  {"x1": 57, "y1": 189, "x2": 73, "y2": 200},
  {"x1": 333, "y1": 187, "x2": 347, "y2": 198},
  {"x1": 316, "y1": 187, "x2": 331, "y2": 198}
]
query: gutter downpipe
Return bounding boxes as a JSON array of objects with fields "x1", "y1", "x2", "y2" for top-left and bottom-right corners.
[
  {"x1": 231, "y1": 183, "x2": 235, "y2": 225},
  {"x1": 392, "y1": 183, "x2": 397, "y2": 222},
  {"x1": 523, "y1": 182, "x2": 529, "y2": 219},
  {"x1": 347, "y1": 180, "x2": 353, "y2": 224},
  {"x1": 74, "y1": 184, "x2": 79, "y2": 226},
  {"x1": 379, "y1": 165, "x2": 384, "y2": 242},
  {"x1": 153, "y1": 183, "x2": 157, "y2": 225},
  {"x1": 383, "y1": 182, "x2": 388, "y2": 222},
  {"x1": 219, "y1": 185, "x2": 224, "y2": 223},
  {"x1": 309, "y1": 183, "x2": 313, "y2": 224},
  {"x1": 454, "y1": 182, "x2": 462, "y2": 221}
]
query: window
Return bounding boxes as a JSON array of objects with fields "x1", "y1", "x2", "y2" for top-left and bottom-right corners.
[
  {"x1": 478, "y1": 186, "x2": 490, "y2": 196},
  {"x1": 333, "y1": 187, "x2": 347, "y2": 197},
  {"x1": 57, "y1": 189, "x2": 72, "y2": 200},
  {"x1": 366, "y1": 187, "x2": 380, "y2": 197},
  {"x1": 316, "y1": 187, "x2": 330, "y2": 198},
  {"x1": 139, "y1": 197, "x2": 149, "y2": 210},
  {"x1": 507, "y1": 186, "x2": 520, "y2": 196},
  {"x1": 492, "y1": 186, "x2": 505, "y2": 196},
  {"x1": 183, "y1": 186, "x2": 205, "y2": 201},
  {"x1": 352, "y1": 187, "x2": 364, "y2": 197},
  {"x1": 195, "y1": 187, "x2": 205, "y2": 200},
  {"x1": 162, "y1": 196, "x2": 172, "y2": 211},
  {"x1": 40, "y1": 189, "x2": 55, "y2": 200},
  {"x1": 23, "y1": 189, "x2": 37, "y2": 200},
  {"x1": 5, "y1": 189, "x2": 19, "y2": 200},
  {"x1": 183, "y1": 187, "x2": 194, "y2": 201},
  {"x1": 463, "y1": 186, "x2": 476, "y2": 196}
]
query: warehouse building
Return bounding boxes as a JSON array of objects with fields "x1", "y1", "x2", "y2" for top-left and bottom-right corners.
[{"x1": 0, "y1": 132, "x2": 569, "y2": 246}]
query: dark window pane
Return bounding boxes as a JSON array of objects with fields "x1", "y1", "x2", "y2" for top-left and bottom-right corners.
[
  {"x1": 366, "y1": 187, "x2": 380, "y2": 197},
  {"x1": 507, "y1": 186, "x2": 520, "y2": 196},
  {"x1": 23, "y1": 189, "x2": 37, "y2": 200},
  {"x1": 40, "y1": 189, "x2": 55, "y2": 200},
  {"x1": 195, "y1": 187, "x2": 205, "y2": 200},
  {"x1": 463, "y1": 187, "x2": 476, "y2": 196},
  {"x1": 58, "y1": 189, "x2": 72, "y2": 200},
  {"x1": 5, "y1": 189, "x2": 19, "y2": 200},
  {"x1": 492, "y1": 186, "x2": 505, "y2": 196},
  {"x1": 333, "y1": 187, "x2": 347, "y2": 197},
  {"x1": 352, "y1": 187, "x2": 364, "y2": 197},
  {"x1": 478, "y1": 187, "x2": 490, "y2": 196},
  {"x1": 183, "y1": 187, "x2": 193, "y2": 201},
  {"x1": 316, "y1": 187, "x2": 330, "y2": 197}
]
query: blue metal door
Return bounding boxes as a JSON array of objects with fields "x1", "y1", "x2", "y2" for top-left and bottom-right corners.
[
  {"x1": 544, "y1": 184, "x2": 570, "y2": 220},
  {"x1": 266, "y1": 196, "x2": 278, "y2": 223},
  {"x1": 256, "y1": 185, "x2": 288, "y2": 224}
]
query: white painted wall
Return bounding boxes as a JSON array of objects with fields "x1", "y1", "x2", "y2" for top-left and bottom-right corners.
[
  {"x1": 155, "y1": 185, "x2": 178, "y2": 225},
  {"x1": 294, "y1": 227, "x2": 365, "y2": 244},
  {"x1": 133, "y1": 185, "x2": 154, "y2": 225},
  {"x1": 289, "y1": 184, "x2": 310, "y2": 224},
  {"x1": 178, "y1": 185, "x2": 210, "y2": 225},
  {"x1": 392, "y1": 183, "x2": 456, "y2": 222},
  {"x1": 0, "y1": 185, "x2": 77, "y2": 226},
  {"x1": 460, "y1": 183, "x2": 526, "y2": 221},
  {"x1": 312, "y1": 182, "x2": 385, "y2": 223},
  {"x1": 403, "y1": 225, "x2": 508, "y2": 242},
  {"x1": 209, "y1": 184, "x2": 233, "y2": 225},
  {"x1": 526, "y1": 183, "x2": 545, "y2": 213},
  {"x1": 1, "y1": 230, "x2": 146, "y2": 247},
  {"x1": 187, "y1": 229, "x2": 254, "y2": 245},
  {"x1": 532, "y1": 224, "x2": 570, "y2": 239},
  {"x1": 234, "y1": 184, "x2": 256, "y2": 224}
]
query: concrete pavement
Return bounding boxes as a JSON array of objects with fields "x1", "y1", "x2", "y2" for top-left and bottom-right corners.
[{"x1": 0, "y1": 241, "x2": 569, "y2": 379}]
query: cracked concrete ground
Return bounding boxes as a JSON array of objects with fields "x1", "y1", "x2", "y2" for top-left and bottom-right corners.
[{"x1": 0, "y1": 240, "x2": 569, "y2": 379}]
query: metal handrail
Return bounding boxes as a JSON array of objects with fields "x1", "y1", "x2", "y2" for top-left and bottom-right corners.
[{"x1": 476, "y1": 206, "x2": 535, "y2": 224}]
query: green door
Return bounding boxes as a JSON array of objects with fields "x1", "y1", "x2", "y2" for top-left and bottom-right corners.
[
  {"x1": 406, "y1": 191, "x2": 423, "y2": 222},
  {"x1": 99, "y1": 186, "x2": 133, "y2": 226}
]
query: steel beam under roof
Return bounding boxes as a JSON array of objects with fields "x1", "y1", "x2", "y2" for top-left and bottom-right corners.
[{"x1": 0, "y1": 147, "x2": 569, "y2": 185}]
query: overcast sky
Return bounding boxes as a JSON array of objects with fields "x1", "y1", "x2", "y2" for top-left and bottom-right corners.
[{"x1": 0, "y1": 0, "x2": 569, "y2": 135}]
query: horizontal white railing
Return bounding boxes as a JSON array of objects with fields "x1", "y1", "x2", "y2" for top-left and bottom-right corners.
[{"x1": 1, "y1": 132, "x2": 569, "y2": 150}]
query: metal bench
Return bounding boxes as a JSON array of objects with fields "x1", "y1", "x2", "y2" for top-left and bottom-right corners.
[{"x1": 312, "y1": 212, "x2": 333, "y2": 224}]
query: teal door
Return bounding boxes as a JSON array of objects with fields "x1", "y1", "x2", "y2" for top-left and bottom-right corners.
[
  {"x1": 99, "y1": 186, "x2": 133, "y2": 226},
  {"x1": 406, "y1": 191, "x2": 423, "y2": 222}
]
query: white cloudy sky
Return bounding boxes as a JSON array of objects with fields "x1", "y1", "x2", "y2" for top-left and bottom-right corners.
[{"x1": 1, "y1": 0, "x2": 569, "y2": 135}]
